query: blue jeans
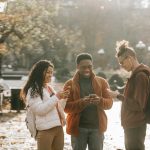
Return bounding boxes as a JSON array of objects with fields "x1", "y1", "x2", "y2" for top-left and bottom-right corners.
[{"x1": 71, "y1": 127, "x2": 104, "y2": 150}]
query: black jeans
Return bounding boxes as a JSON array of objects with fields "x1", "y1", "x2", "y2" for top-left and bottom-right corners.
[{"x1": 124, "y1": 124, "x2": 146, "y2": 150}]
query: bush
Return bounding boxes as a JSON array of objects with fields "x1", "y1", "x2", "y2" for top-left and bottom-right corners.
[
  {"x1": 97, "y1": 71, "x2": 107, "y2": 79},
  {"x1": 55, "y1": 68, "x2": 71, "y2": 82},
  {"x1": 108, "y1": 74, "x2": 125, "y2": 93}
]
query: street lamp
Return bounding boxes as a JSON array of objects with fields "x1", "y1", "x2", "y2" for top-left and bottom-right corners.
[
  {"x1": 136, "y1": 41, "x2": 146, "y2": 49},
  {"x1": 97, "y1": 48, "x2": 105, "y2": 55},
  {"x1": 97, "y1": 48, "x2": 105, "y2": 69},
  {"x1": 135, "y1": 41, "x2": 146, "y2": 63}
]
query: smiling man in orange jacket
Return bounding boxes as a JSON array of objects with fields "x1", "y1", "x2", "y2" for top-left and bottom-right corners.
[{"x1": 63, "y1": 53, "x2": 113, "y2": 150}]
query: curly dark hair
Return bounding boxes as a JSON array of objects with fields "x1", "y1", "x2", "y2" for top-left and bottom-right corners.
[{"x1": 21, "y1": 60, "x2": 54, "y2": 101}]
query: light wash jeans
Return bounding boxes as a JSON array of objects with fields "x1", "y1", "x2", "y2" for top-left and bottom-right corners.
[{"x1": 71, "y1": 127, "x2": 104, "y2": 150}]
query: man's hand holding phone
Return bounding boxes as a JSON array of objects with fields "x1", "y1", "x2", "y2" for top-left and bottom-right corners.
[
  {"x1": 82, "y1": 94, "x2": 102, "y2": 105},
  {"x1": 89, "y1": 94, "x2": 102, "y2": 105}
]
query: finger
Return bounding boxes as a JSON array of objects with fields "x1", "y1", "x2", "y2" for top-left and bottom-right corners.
[
  {"x1": 84, "y1": 98, "x2": 90, "y2": 101},
  {"x1": 65, "y1": 90, "x2": 70, "y2": 94},
  {"x1": 66, "y1": 86, "x2": 71, "y2": 89},
  {"x1": 90, "y1": 97, "x2": 99, "y2": 101},
  {"x1": 64, "y1": 86, "x2": 71, "y2": 91},
  {"x1": 64, "y1": 91, "x2": 69, "y2": 95},
  {"x1": 89, "y1": 94, "x2": 97, "y2": 98}
]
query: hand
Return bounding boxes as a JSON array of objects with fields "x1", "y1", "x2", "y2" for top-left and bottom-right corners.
[
  {"x1": 89, "y1": 96, "x2": 102, "y2": 105},
  {"x1": 89, "y1": 94, "x2": 100, "y2": 101},
  {"x1": 116, "y1": 94, "x2": 124, "y2": 101},
  {"x1": 107, "y1": 88, "x2": 119, "y2": 98},
  {"x1": 63, "y1": 89, "x2": 70, "y2": 99},
  {"x1": 82, "y1": 95, "x2": 101, "y2": 105},
  {"x1": 82, "y1": 96, "x2": 91, "y2": 104},
  {"x1": 63, "y1": 86, "x2": 71, "y2": 99},
  {"x1": 57, "y1": 89, "x2": 70, "y2": 99},
  {"x1": 89, "y1": 94, "x2": 97, "y2": 98}
]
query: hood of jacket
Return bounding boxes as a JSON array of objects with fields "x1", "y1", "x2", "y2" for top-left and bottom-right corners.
[{"x1": 131, "y1": 64, "x2": 150, "y2": 78}]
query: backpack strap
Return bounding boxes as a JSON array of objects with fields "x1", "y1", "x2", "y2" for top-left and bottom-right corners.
[{"x1": 47, "y1": 85, "x2": 65, "y2": 126}]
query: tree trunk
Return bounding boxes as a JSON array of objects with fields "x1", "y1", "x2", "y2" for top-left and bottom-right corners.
[{"x1": 0, "y1": 54, "x2": 2, "y2": 78}]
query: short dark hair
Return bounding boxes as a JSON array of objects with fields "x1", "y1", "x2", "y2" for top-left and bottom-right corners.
[
  {"x1": 116, "y1": 40, "x2": 136, "y2": 59},
  {"x1": 76, "y1": 53, "x2": 93, "y2": 64}
]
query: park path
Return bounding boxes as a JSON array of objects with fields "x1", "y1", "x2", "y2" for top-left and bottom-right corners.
[
  {"x1": 0, "y1": 81, "x2": 150, "y2": 150},
  {"x1": 0, "y1": 102, "x2": 150, "y2": 150}
]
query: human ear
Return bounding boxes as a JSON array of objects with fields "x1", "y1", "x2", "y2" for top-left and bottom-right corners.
[{"x1": 128, "y1": 56, "x2": 134, "y2": 66}]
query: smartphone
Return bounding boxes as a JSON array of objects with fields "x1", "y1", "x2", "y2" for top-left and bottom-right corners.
[{"x1": 89, "y1": 94, "x2": 97, "y2": 98}]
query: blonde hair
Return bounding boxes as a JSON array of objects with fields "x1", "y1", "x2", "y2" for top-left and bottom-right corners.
[{"x1": 116, "y1": 40, "x2": 136, "y2": 59}]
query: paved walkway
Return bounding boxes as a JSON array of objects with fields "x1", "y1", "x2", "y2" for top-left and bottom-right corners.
[{"x1": 0, "y1": 102, "x2": 150, "y2": 150}]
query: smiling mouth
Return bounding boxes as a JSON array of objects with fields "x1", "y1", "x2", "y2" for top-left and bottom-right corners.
[{"x1": 84, "y1": 72, "x2": 90, "y2": 75}]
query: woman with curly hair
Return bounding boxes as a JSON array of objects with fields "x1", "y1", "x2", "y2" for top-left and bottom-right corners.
[{"x1": 21, "y1": 60, "x2": 69, "y2": 150}]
